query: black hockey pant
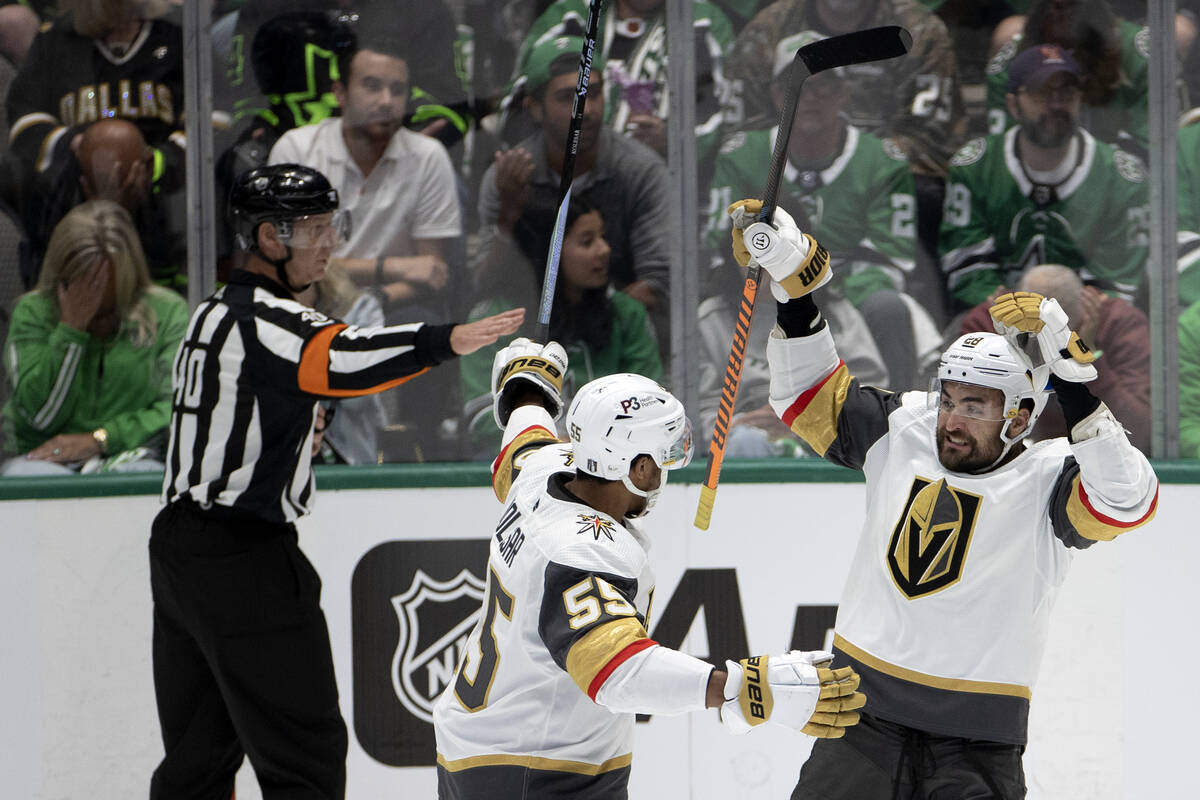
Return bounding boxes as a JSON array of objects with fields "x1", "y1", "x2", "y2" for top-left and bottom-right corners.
[
  {"x1": 792, "y1": 713, "x2": 1026, "y2": 800},
  {"x1": 148, "y1": 501, "x2": 347, "y2": 800}
]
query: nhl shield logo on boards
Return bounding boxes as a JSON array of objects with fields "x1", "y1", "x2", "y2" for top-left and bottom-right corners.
[
  {"x1": 886, "y1": 477, "x2": 982, "y2": 599},
  {"x1": 391, "y1": 568, "x2": 486, "y2": 724},
  {"x1": 351, "y1": 538, "x2": 489, "y2": 766}
]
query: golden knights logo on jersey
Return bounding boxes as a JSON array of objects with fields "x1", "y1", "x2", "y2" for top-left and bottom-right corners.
[
  {"x1": 391, "y1": 568, "x2": 486, "y2": 724},
  {"x1": 887, "y1": 477, "x2": 982, "y2": 599},
  {"x1": 576, "y1": 513, "x2": 616, "y2": 542}
]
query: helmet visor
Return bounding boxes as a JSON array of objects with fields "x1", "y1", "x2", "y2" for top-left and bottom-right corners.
[
  {"x1": 656, "y1": 417, "x2": 694, "y2": 469},
  {"x1": 927, "y1": 378, "x2": 1012, "y2": 422},
  {"x1": 281, "y1": 210, "x2": 352, "y2": 248}
]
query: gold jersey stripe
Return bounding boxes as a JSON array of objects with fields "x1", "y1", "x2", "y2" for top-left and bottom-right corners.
[
  {"x1": 835, "y1": 634, "x2": 1032, "y2": 699},
  {"x1": 437, "y1": 751, "x2": 633, "y2": 775},
  {"x1": 491, "y1": 425, "x2": 559, "y2": 501},
  {"x1": 781, "y1": 362, "x2": 850, "y2": 456},
  {"x1": 564, "y1": 617, "x2": 648, "y2": 696},
  {"x1": 1065, "y1": 475, "x2": 1158, "y2": 541}
]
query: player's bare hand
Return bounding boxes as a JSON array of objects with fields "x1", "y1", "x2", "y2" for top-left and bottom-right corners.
[
  {"x1": 58, "y1": 256, "x2": 109, "y2": 332},
  {"x1": 622, "y1": 280, "x2": 659, "y2": 311},
  {"x1": 626, "y1": 113, "x2": 667, "y2": 156},
  {"x1": 27, "y1": 432, "x2": 101, "y2": 463},
  {"x1": 450, "y1": 308, "x2": 526, "y2": 355}
]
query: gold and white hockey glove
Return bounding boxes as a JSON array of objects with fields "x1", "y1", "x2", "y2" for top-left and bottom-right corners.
[
  {"x1": 728, "y1": 198, "x2": 831, "y2": 302},
  {"x1": 491, "y1": 337, "x2": 568, "y2": 428},
  {"x1": 721, "y1": 651, "x2": 865, "y2": 738},
  {"x1": 989, "y1": 291, "x2": 1097, "y2": 382}
]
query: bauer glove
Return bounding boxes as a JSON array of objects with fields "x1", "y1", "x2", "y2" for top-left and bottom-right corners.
[
  {"x1": 728, "y1": 198, "x2": 831, "y2": 302},
  {"x1": 989, "y1": 291, "x2": 1097, "y2": 383},
  {"x1": 491, "y1": 337, "x2": 568, "y2": 428},
  {"x1": 721, "y1": 650, "x2": 865, "y2": 738}
]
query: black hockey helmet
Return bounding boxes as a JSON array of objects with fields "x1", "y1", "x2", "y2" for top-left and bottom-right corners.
[{"x1": 229, "y1": 163, "x2": 341, "y2": 253}]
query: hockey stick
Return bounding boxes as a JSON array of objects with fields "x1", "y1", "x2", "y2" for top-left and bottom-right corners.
[
  {"x1": 694, "y1": 25, "x2": 911, "y2": 531},
  {"x1": 534, "y1": 0, "x2": 606, "y2": 343}
]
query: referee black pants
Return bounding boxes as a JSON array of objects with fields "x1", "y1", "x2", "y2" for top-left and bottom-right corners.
[
  {"x1": 792, "y1": 713, "x2": 1026, "y2": 800},
  {"x1": 148, "y1": 502, "x2": 347, "y2": 800}
]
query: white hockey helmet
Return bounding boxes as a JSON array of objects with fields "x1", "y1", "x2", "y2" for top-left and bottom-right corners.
[
  {"x1": 933, "y1": 332, "x2": 1050, "y2": 446},
  {"x1": 566, "y1": 374, "x2": 693, "y2": 515}
]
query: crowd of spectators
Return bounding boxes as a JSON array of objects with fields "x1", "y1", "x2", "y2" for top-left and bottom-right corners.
[{"x1": 0, "y1": 0, "x2": 1197, "y2": 467}]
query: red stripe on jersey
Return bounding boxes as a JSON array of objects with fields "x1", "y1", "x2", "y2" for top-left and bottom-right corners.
[
  {"x1": 587, "y1": 638, "x2": 658, "y2": 701},
  {"x1": 781, "y1": 360, "x2": 845, "y2": 428},
  {"x1": 1077, "y1": 478, "x2": 1159, "y2": 528},
  {"x1": 491, "y1": 424, "x2": 555, "y2": 478}
]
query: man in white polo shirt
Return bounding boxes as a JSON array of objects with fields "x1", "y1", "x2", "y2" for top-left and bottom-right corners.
[{"x1": 269, "y1": 27, "x2": 461, "y2": 325}]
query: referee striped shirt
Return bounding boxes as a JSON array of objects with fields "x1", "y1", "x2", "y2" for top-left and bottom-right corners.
[{"x1": 161, "y1": 270, "x2": 455, "y2": 523}]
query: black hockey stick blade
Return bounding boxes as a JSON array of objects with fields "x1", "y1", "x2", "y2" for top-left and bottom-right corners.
[
  {"x1": 761, "y1": 25, "x2": 911, "y2": 224},
  {"x1": 797, "y1": 25, "x2": 911, "y2": 77}
]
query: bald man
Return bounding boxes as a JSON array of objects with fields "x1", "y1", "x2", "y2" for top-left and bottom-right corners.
[
  {"x1": 19, "y1": 118, "x2": 185, "y2": 290},
  {"x1": 76, "y1": 119, "x2": 155, "y2": 211}
]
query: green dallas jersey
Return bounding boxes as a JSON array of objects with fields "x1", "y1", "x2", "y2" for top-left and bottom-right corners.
[
  {"x1": 939, "y1": 127, "x2": 1149, "y2": 309},
  {"x1": 703, "y1": 125, "x2": 918, "y2": 306}
]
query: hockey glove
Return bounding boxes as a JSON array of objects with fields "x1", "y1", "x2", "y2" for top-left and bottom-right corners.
[
  {"x1": 989, "y1": 292, "x2": 1097, "y2": 382},
  {"x1": 728, "y1": 199, "x2": 831, "y2": 302},
  {"x1": 721, "y1": 651, "x2": 865, "y2": 738},
  {"x1": 491, "y1": 338, "x2": 568, "y2": 428}
]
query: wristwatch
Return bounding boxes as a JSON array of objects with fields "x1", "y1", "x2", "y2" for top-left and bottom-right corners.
[{"x1": 92, "y1": 427, "x2": 109, "y2": 455}]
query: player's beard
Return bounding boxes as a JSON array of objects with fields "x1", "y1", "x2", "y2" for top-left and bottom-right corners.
[
  {"x1": 1020, "y1": 109, "x2": 1077, "y2": 149},
  {"x1": 935, "y1": 426, "x2": 1003, "y2": 473}
]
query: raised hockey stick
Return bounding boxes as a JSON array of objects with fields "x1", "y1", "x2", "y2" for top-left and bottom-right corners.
[
  {"x1": 694, "y1": 25, "x2": 911, "y2": 531},
  {"x1": 534, "y1": 0, "x2": 606, "y2": 343}
]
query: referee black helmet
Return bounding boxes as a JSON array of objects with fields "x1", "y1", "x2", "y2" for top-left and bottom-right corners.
[{"x1": 230, "y1": 163, "x2": 340, "y2": 253}]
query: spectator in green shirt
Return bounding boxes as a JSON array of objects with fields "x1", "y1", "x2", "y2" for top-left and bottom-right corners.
[
  {"x1": 461, "y1": 195, "x2": 661, "y2": 458},
  {"x1": 2, "y1": 199, "x2": 188, "y2": 475}
]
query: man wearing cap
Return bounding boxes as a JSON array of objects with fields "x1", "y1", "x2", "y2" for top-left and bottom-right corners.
[
  {"x1": 473, "y1": 34, "x2": 672, "y2": 355},
  {"x1": 704, "y1": 30, "x2": 942, "y2": 391},
  {"x1": 939, "y1": 44, "x2": 1150, "y2": 311},
  {"x1": 984, "y1": 0, "x2": 1153, "y2": 154}
]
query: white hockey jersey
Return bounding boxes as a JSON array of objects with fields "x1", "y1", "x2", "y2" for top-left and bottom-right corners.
[
  {"x1": 766, "y1": 324, "x2": 1158, "y2": 744},
  {"x1": 433, "y1": 406, "x2": 711, "y2": 798}
]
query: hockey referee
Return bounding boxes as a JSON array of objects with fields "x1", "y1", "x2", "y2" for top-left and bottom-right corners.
[{"x1": 147, "y1": 163, "x2": 523, "y2": 800}]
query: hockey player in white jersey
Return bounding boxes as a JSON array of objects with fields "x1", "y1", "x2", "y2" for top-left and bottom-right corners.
[
  {"x1": 725, "y1": 198, "x2": 1158, "y2": 798},
  {"x1": 433, "y1": 346, "x2": 866, "y2": 798}
]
